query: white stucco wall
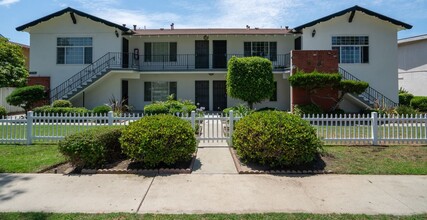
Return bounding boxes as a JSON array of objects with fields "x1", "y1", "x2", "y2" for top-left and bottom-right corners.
[
  {"x1": 27, "y1": 12, "x2": 122, "y2": 89},
  {"x1": 301, "y1": 11, "x2": 400, "y2": 103},
  {"x1": 398, "y1": 39, "x2": 427, "y2": 96}
]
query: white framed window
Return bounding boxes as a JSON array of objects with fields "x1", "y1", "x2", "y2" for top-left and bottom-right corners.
[
  {"x1": 244, "y1": 41, "x2": 277, "y2": 61},
  {"x1": 144, "y1": 81, "x2": 177, "y2": 102},
  {"x1": 332, "y1": 36, "x2": 369, "y2": 64},
  {"x1": 144, "y1": 42, "x2": 177, "y2": 62},
  {"x1": 57, "y1": 37, "x2": 92, "y2": 64}
]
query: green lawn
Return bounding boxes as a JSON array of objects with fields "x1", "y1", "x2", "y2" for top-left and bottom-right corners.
[
  {"x1": 0, "y1": 144, "x2": 65, "y2": 173},
  {"x1": 323, "y1": 146, "x2": 427, "y2": 174},
  {"x1": 0, "y1": 213, "x2": 425, "y2": 220}
]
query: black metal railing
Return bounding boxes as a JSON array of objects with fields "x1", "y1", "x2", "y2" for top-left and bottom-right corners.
[
  {"x1": 50, "y1": 52, "x2": 290, "y2": 102},
  {"x1": 339, "y1": 67, "x2": 398, "y2": 108}
]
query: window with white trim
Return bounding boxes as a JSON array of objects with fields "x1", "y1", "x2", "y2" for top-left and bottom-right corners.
[
  {"x1": 57, "y1": 37, "x2": 92, "y2": 64},
  {"x1": 244, "y1": 42, "x2": 277, "y2": 61},
  {"x1": 144, "y1": 81, "x2": 177, "y2": 102},
  {"x1": 144, "y1": 42, "x2": 177, "y2": 62},
  {"x1": 332, "y1": 36, "x2": 369, "y2": 64}
]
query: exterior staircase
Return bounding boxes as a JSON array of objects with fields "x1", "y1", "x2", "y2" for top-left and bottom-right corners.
[
  {"x1": 50, "y1": 52, "x2": 126, "y2": 102},
  {"x1": 338, "y1": 67, "x2": 398, "y2": 109}
]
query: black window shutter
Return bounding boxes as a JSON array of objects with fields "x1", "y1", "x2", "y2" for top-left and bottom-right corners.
[
  {"x1": 144, "y1": 43, "x2": 151, "y2": 62},
  {"x1": 270, "y1": 81, "x2": 277, "y2": 101},
  {"x1": 144, "y1": 82, "x2": 151, "y2": 101},
  {"x1": 362, "y1": 46, "x2": 369, "y2": 63},
  {"x1": 244, "y1": 42, "x2": 251, "y2": 57},
  {"x1": 269, "y1": 42, "x2": 277, "y2": 61},
  {"x1": 169, "y1": 42, "x2": 177, "y2": 62},
  {"x1": 169, "y1": 82, "x2": 177, "y2": 100}
]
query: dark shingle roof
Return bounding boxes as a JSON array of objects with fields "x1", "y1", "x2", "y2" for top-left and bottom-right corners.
[
  {"x1": 16, "y1": 7, "x2": 130, "y2": 32},
  {"x1": 131, "y1": 28, "x2": 292, "y2": 36},
  {"x1": 293, "y1": 5, "x2": 412, "y2": 32}
]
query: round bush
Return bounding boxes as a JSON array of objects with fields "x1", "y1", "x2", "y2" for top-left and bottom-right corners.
[
  {"x1": 144, "y1": 103, "x2": 169, "y2": 115},
  {"x1": 410, "y1": 96, "x2": 427, "y2": 112},
  {"x1": 0, "y1": 106, "x2": 7, "y2": 118},
  {"x1": 233, "y1": 111, "x2": 323, "y2": 167},
  {"x1": 120, "y1": 115, "x2": 196, "y2": 167},
  {"x1": 52, "y1": 99, "x2": 73, "y2": 108},
  {"x1": 58, "y1": 127, "x2": 123, "y2": 168},
  {"x1": 93, "y1": 105, "x2": 112, "y2": 115}
]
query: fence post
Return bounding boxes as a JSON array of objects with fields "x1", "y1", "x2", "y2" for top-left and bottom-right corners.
[
  {"x1": 371, "y1": 112, "x2": 378, "y2": 145},
  {"x1": 229, "y1": 110, "x2": 234, "y2": 146},
  {"x1": 191, "y1": 111, "x2": 196, "y2": 130},
  {"x1": 108, "y1": 111, "x2": 114, "y2": 126},
  {"x1": 26, "y1": 111, "x2": 33, "y2": 145}
]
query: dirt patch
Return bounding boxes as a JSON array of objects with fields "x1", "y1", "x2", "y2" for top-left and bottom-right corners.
[
  {"x1": 230, "y1": 148, "x2": 330, "y2": 174},
  {"x1": 41, "y1": 154, "x2": 197, "y2": 175}
]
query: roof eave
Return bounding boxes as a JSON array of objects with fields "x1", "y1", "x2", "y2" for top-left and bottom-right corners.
[{"x1": 16, "y1": 7, "x2": 130, "y2": 32}]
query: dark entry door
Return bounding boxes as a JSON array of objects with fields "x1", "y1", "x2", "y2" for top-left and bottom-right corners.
[
  {"x1": 213, "y1": 40, "x2": 227, "y2": 68},
  {"x1": 213, "y1": 81, "x2": 227, "y2": 111},
  {"x1": 195, "y1": 40, "x2": 209, "y2": 69},
  {"x1": 294, "y1": 37, "x2": 301, "y2": 50},
  {"x1": 195, "y1": 81, "x2": 209, "y2": 110},
  {"x1": 122, "y1": 38, "x2": 129, "y2": 68}
]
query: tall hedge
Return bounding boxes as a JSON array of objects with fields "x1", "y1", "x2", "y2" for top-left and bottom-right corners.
[{"x1": 227, "y1": 56, "x2": 274, "y2": 109}]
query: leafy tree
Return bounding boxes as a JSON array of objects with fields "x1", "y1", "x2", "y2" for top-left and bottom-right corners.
[
  {"x1": 227, "y1": 56, "x2": 274, "y2": 109},
  {"x1": 6, "y1": 85, "x2": 46, "y2": 112},
  {"x1": 0, "y1": 37, "x2": 29, "y2": 87}
]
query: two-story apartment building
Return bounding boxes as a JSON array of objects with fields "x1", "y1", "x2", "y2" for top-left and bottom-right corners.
[{"x1": 16, "y1": 5, "x2": 411, "y2": 111}]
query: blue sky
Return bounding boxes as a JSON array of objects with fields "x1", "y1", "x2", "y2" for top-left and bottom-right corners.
[{"x1": 1, "y1": 0, "x2": 426, "y2": 45}]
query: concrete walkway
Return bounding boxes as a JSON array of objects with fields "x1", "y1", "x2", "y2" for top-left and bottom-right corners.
[{"x1": 0, "y1": 146, "x2": 426, "y2": 215}]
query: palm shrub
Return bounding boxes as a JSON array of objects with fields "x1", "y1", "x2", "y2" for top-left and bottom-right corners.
[
  {"x1": 120, "y1": 115, "x2": 196, "y2": 168},
  {"x1": 58, "y1": 127, "x2": 123, "y2": 168},
  {"x1": 233, "y1": 111, "x2": 323, "y2": 167}
]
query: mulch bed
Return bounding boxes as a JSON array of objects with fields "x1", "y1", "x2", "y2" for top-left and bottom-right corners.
[
  {"x1": 41, "y1": 154, "x2": 197, "y2": 175},
  {"x1": 229, "y1": 148, "x2": 332, "y2": 174}
]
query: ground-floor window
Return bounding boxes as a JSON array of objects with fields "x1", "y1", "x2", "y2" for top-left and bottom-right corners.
[{"x1": 144, "y1": 81, "x2": 177, "y2": 102}]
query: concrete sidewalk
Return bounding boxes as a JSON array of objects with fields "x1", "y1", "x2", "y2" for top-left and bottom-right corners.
[{"x1": 0, "y1": 173, "x2": 426, "y2": 215}]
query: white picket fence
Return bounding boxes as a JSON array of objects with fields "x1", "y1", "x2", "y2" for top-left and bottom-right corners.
[{"x1": 0, "y1": 111, "x2": 426, "y2": 145}]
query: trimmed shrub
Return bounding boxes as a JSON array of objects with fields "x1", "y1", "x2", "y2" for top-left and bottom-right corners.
[
  {"x1": 33, "y1": 106, "x2": 90, "y2": 115},
  {"x1": 120, "y1": 115, "x2": 196, "y2": 167},
  {"x1": 394, "y1": 105, "x2": 419, "y2": 115},
  {"x1": 144, "y1": 103, "x2": 169, "y2": 115},
  {"x1": 0, "y1": 106, "x2": 7, "y2": 118},
  {"x1": 52, "y1": 100, "x2": 72, "y2": 108},
  {"x1": 339, "y1": 80, "x2": 369, "y2": 95},
  {"x1": 293, "y1": 104, "x2": 323, "y2": 116},
  {"x1": 93, "y1": 105, "x2": 112, "y2": 115},
  {"x1": 399, "y1": 93, "x2": 414, "y2": 106},
  {"x1": 289, "y1": 71, "x2": 341, "y2": 89},
  {"x1": 6, "y1": 85, "x2": 46, "y2": 112},
  {"x1": 59, "y1": 127, "x2": 123, "y2": 168},
  {"x1": 233, "y1": 111, "x2": 323, "y2": 167},
  {"x1": 410, "y1": 96, "x2": 427, "y2": 112}
]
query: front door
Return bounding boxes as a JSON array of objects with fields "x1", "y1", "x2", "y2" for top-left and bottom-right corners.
[
  {"x1": 195, "y1": 40, "x2": 209, "y2": 69},
  {"x1": 213, "y1": 80, "x2": 227, "y2": 111},
  {"x1": 122, "y1": 38, "x2": 129, "y2": 68},
  {"x1": 213, "y1": 40, "x2": 227, "y2": 68},
  {"x1": 195, "y1": 81, "x2": 209, "y2": 110}
]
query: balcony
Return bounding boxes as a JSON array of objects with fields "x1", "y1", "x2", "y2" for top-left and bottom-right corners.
[{"x1": 109, "y1": 53, "x2": 290, "y2": 72}]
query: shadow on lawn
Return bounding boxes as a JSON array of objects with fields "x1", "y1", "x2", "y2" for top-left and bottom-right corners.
[{"x1": 0, "y1": 174, "x2": 33, "y2": 203}]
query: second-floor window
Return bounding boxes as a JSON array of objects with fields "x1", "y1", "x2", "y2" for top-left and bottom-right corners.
[
  {"x1": 244, "y1": 42, "x2": 277, "y2": 61},
  {"x1": 144, "y1": 42, "x2": 177, "y2": 62},
  {"x1": 57, "y1": 37, "x2": 92, "y2": 64},
  {"x1": 332, "y1": 36, "x2": 369, "y2": 64}
]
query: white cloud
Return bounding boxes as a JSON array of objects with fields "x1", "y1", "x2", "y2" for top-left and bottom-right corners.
[{"x1": 0, "y1": 0, "x2": 20, "y2": 7}]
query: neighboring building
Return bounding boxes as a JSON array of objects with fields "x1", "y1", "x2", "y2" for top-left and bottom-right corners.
[
  {"x1": 16, "y1": 5, "x2": 411, "y2": 112},
  {"x1": 398, "y1": 34, "x2": 427, "y2": 96}
]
